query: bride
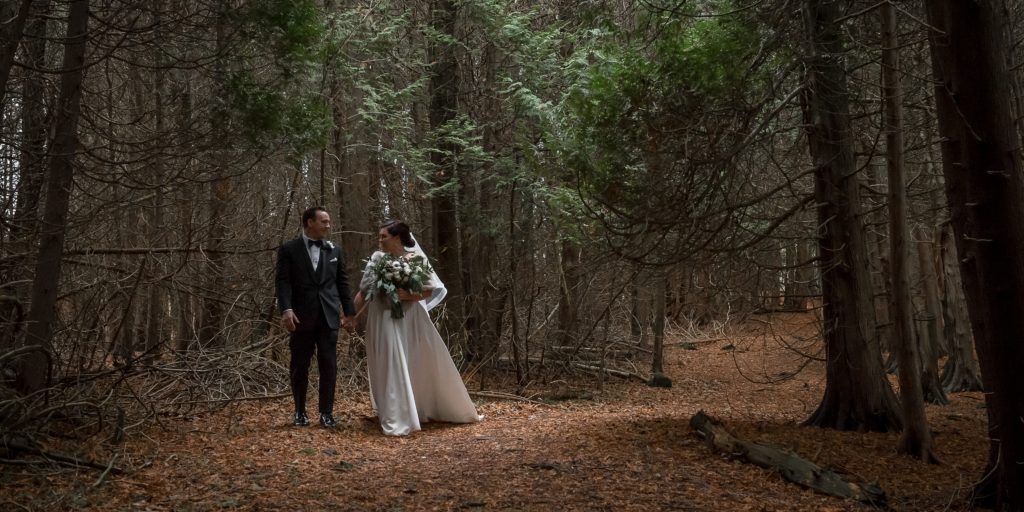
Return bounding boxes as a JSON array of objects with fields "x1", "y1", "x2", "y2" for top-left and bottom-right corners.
[{"x1": 354, "y1": 220, "x2": 482, "y2": 436}]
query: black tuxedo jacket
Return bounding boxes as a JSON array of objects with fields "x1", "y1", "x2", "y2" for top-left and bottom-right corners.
[{"x1": 275, "y1": 237, "x2": 356, "y2": 332}]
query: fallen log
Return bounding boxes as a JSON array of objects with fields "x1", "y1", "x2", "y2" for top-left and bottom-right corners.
[
  {"x1": 572, "y1": 363, "x2": 647, "y2": 383},
  {"x1": 689, "y1": 410, "x2": 885, "y2": 506},
  {"x1": 468, "y1": 390, "x2": 551, "y2": 406},
  {"x1": 1, "y1": 441, "x2": 124, "y2": 474}
]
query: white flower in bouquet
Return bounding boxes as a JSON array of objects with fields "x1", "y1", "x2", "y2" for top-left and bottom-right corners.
[{"x1": 365, "y1": 253, "x2": 435, "y2": 319}]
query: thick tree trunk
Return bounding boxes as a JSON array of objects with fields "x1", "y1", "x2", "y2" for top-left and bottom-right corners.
[
  {"x1": 915, "y1": 236, "x2": 948, "y2": 404},
  {"x1": 462, "y1": 40, "x2": 506, "y2": 367},
  {"x1": 915, "y1": 134, "x2": 950, "y2": 396},
  {"x1": 801, "y1": 0, "x2": 900, "y2": 432},
  {"x1": 691, "y1": 411, "x2": 886, "y2": 505},
  {"x1": 332, "y1": 62, "x2": 373, "y2": 326},
  {"x1": 199, "y1": 1, "x2": 230, "y2": 348},
  {"x1": 427, "y1": 0, "x2": 464, "y2": 342},
  {"x1": 506, "y1": 181, "x2": 524, "y2": 386},
  {"x1": 199, "y1": 189, "x2": 230, "y2": 348},
  {"x1": 144, "y1": 8, "x2": 166, "y2": 360},
  {"x1": 648, "y1": 273, "x2": 670, "y2": 387},
  {"x1": 938, "y1": 225, "x2": 983, "y2": 392},
  {"x1": 16, "y1": 0, "x2": 89, "y2": 394},
  {"x1": 880, "y1": 1, "x2": 936, "y2": 461},
  {"x1": 11, "y1": 0, "x2": 49, "y2": 236},
  {"x1": 0, "y1": 0, "x2": 33, "y2": 107},
  {"x1": 926, "y1": 2, "x2": 1024, "y2": 507},
  {"x1": 1, "y1": 0, "x2": 49, "y2": 352},
  {"x1": 863, "y1": 161, "x2": 894, "y2": 363}
]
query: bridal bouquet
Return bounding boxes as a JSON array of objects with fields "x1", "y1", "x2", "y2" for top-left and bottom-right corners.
[{"x1": 365, "y1": 253, "x2": 434, "y2": 319}]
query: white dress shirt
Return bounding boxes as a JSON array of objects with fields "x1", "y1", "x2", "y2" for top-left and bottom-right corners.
[{"x1": 301, "y1": 232, "x2": 322, "y2": 270}]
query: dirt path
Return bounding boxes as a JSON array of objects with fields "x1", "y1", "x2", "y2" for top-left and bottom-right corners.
[{"x1": 3, "y1": 314, "x2": 988, "y2": 511}]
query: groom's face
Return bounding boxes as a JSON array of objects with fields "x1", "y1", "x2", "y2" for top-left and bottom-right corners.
[{"x1": 305, "y1": 211, "x2": 331, "y2": 240}]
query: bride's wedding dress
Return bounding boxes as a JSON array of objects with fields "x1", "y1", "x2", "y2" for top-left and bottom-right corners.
[{"x1": 361, "y1": 251, "x2": 482, "y2": 436}]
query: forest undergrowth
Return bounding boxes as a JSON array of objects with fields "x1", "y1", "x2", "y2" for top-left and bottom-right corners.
[{"x1": 0, "y1": 312, "x2": 988, "y2": 511}]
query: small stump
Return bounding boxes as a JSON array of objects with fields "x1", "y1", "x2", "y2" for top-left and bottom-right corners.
[{"x1": 647, "y1": 372, "x2": 672, "y2": 388}]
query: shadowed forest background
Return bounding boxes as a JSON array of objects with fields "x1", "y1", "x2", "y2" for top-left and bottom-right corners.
[{"x1": 1, "y1": 0, "x2": 1023, "y2": 510}]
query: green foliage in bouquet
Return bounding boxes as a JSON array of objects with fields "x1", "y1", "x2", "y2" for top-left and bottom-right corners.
[{"x1": 365, "y1": 254, "x2": 434, "y2": 319}]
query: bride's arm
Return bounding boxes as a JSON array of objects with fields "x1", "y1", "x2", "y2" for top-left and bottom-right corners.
[
  {"x1": 397, "y1": 289, "x2": 432, "y2": 301},
  {"x1": 354, "y1": 291, "x2": 365, "y2": 316}
]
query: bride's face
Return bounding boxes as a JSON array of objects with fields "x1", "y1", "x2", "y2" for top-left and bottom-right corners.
[{"x1": 379, "y1": 228, "x2": 401, "y2": 252}]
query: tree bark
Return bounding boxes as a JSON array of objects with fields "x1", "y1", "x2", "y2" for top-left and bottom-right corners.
[
  {"x1": 938, "y1": 225, "x2": 982, "y2": 393},
  {"x1": 0, "y1": 0, "x2": 33, "y2": 107},
  {"x1": 329, "y1": 4, "x2": 374, "y2": 336},
  {"x1": 926, "y1": 1, "x2": 1024, "y2": 507},
  {"x1": 915, "y1": 235, "x2": 948, "y2": 404},
  {"x1": 427, "y1": 0, "x2": 464, "y2": 342},
  {"x1": 880, "y1": 1, "x2": 936, "y2": 461},
  {"x1": 630, "y1": 271, "x2": 648, "y2": 347},
  {"x1": 144, "y1": 3, "x2": 167, "y2": 360},
  {"x1": 199, "y1": 0, "x2": 231, "y2": 348},
  {"x1": 556, "y1": 239, "x2": 580, "y2": 348},
  {"x1": 461, "y1": 40, "x2": 504, "y2": 367},
  {"x1": 782, "y1": 239, "x2": 809, "y2": 311},
  {"x1": 11, "y1": 0, "x2": 49, "y2": 236},
  {"x1": 691, "y1": 411, "x2": 886, "y2": 505},
  {"x1": 17, "y1": 0, "x2": 90, "y2": 394},
  {"x1": 863, "y1": 161, "x2": 894, "y2": 362},
  {"x1": 800, "y1": 0, "x2": 901, "y2": 432},
  {"x1": 648, "y1": 272, "x2": 670, "y2": 387},
  {"x1": 1, "y1": 0, "x2": 49, "y2": 352}
]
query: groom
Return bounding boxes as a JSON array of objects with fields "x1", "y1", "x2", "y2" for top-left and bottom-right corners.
[{"x1": 275, "y1": 206, "x2": 356, "y2": 428}]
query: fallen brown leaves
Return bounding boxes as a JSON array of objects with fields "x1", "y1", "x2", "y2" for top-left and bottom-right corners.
[{"x1": 1, "y1": 313, "x2": 988, "y2": 511}]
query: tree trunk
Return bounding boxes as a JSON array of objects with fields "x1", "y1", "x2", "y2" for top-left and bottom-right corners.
[
  {"x1": 0, "y1": 0, "x2": 33, "y2": 107},
  {"x1": 506, "y1": 180, "x2": 524, "y2": 387},
  {"x1": 783, "y1": 239, "x2": 809, "y2": 311},
  {"x1": 863, "y1": 161, "x2": 894, "y2": 363},
  {"x1": 331, "y1": 41, "x2": 374, "y2": 333},
  {"x1": 691, "y1": 411, "x2": 886, "y2": 505},
  {"x1": 647, "y1": 272, "x2": 671, "y2": 388},
  {"x1": 427, "y1": 0, "x2": 464, "y2": 343},
  {"x1": 199, "y1": 0, "x2": 230, "y2": 348},
  {"x1": 1, "y1": 0, "x2": 49, "y2": 352},
  {"x1": 462, "y1": 40, "x2": 505, "y2": 367},
  {"x1": 144, "y1": 5, "x2": 167, "y2": 360},
  {"x1": 800, "y1": 0, "x2": 900, "y2": 432},
  {"x1": 16, "y1": 0, "x2": 90, "y2": 394},
  {"x1": 880, "y1": 1, "x2": 936, "y2": 461},
  {"x1": 556, "y1": 239, "x2": 580, "y2": 348},
  {"x1": 630, "y1": 271, "x2": 648, "y2": 348},
  {"x1": 926, "y1": 1, "x2": 1024, "y2": 507},
  {"x1": 938, "y1": 225, "x2": 982, "y2": 393},
  {"x1": 11, "y1": 0, "x2": 49, "y2": 236},
  {"x1": 915, "y1": 235, "x2": 948, "y2": 404}
]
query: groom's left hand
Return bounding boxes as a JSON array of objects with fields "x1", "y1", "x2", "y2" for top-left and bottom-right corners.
[{"x1": 341, "y1": 315, "x2": 356, "y2": 332}]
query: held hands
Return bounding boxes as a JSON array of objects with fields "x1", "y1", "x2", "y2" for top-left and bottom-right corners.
[
  {"x1": 341, "y1": 315, "x2": 356, "y2": 332},
  {"x1": 281, "y1": 310, "x2": 300, "y2": 332},
  {"x1": 284, "y1": 311, "x2": 355, "y2": 332}
]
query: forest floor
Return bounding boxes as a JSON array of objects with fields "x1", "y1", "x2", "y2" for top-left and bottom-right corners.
[{"x1": 2, "y1": 312, "x2": 989, "y2": 511}]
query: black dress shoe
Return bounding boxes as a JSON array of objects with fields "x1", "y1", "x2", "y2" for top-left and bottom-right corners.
[
  {"x1": 293, "y1": 412, "x2": 310, "y2": 426},
  {"x1": 319, "y1": 413, "x2": 337, "y2": 428}
]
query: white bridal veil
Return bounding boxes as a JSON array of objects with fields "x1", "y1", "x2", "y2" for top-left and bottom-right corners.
[{"x1": 408, "y1": 234, "x2": 447, "y2": 312}]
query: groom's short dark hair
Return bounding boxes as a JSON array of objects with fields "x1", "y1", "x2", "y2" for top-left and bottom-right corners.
[{"x1": 302, "y1": 206, "x2": 328, "y2": 227}]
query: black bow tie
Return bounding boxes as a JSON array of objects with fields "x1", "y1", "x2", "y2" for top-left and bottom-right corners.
[{"x1": 308, "y1": 239, "x2": 323, "y2": 248}]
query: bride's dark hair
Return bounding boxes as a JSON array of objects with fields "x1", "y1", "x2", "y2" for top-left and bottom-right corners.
[{"x1": 381, "y1": 220, "x2": 415, "y2": 248}]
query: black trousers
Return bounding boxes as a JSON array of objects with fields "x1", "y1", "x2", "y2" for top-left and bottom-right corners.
[{"x1": 289, "y1": 309, "x2": 338, "y2": 415}]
